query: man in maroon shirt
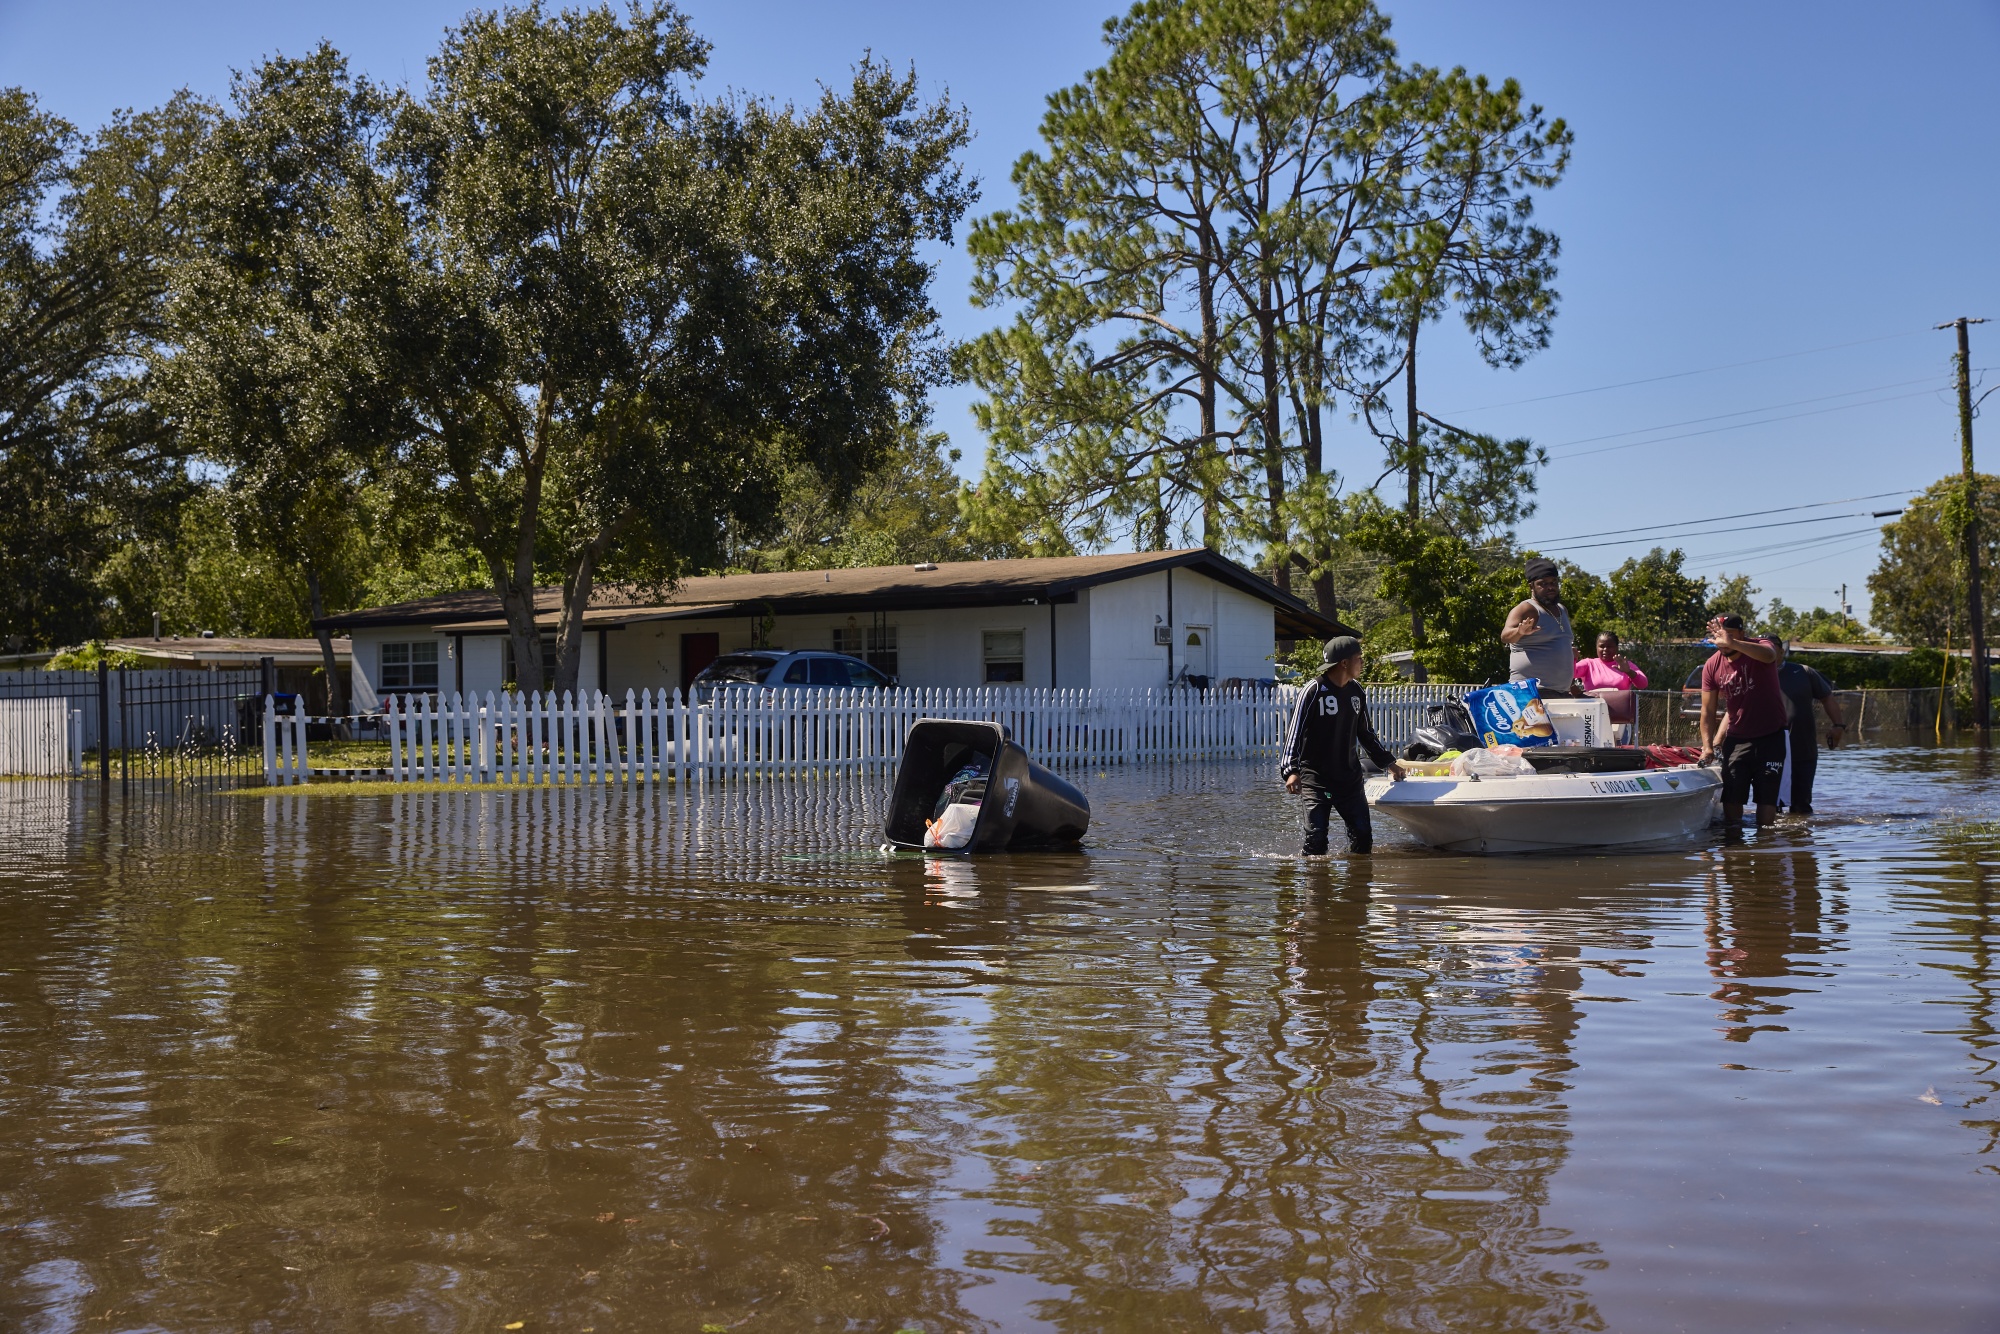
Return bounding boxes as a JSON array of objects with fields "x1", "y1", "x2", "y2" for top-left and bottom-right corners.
[{"x1": 1697, "y1": 613, "x2": 1786, "y2": 827}]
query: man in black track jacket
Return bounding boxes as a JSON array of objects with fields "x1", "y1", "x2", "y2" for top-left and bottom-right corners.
[{"x1": 1282, "y1": 636, "x2": 1404, "y2": 855}]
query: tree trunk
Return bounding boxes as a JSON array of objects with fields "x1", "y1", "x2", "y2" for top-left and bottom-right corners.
[
  {"x1": 500, "y1": 589, "x2": 545, "y2": 698},
  {"x1": 304, "y1": 566, "x2": 347, "y2": 717},
  {"x1": 474, "y1": 387, "x2": 554, "y2": 697},
  {"x1": 1258, "y1": 274, "x2": 1288, "y2": 594},
  {"x1": 1197, "y1": 213, "x2": 1220, "y2": 549},
  {"x1": 1405, "y1": 318, "x2": 1428, "y2": 682},
  {"x1": 1311, "y1": 569, "x2": 1338, "y2": 624},
  {"x1": 1404, "y1": 318, "x2": 1422, "y2": 518},
  {"x1": 552, "y1": 513, "x2": 637, "y2": 697},
  {"x1": 1298, "y1": 298, "x2": 1338, "y2": 619},
  {"x1": 553, "y1": 548, "x2": 597, "y2": 699}
]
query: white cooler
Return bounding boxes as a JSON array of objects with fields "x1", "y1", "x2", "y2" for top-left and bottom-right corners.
[{"x1": 1543, "y1": 697, "x2": 1615, "y2": 747}]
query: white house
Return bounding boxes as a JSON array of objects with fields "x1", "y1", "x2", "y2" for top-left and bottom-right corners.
[{"x1": 318, "y1": 550, "x2": 1344, "y2": 711}]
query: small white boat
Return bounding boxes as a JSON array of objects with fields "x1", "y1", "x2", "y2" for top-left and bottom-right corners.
[{"x1": 1365, "y1": 764, "x2": 1721, "y2": 853}]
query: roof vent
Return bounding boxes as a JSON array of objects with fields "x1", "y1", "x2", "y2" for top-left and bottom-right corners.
[
  {"x1": 200, "y1": 629, "x2": 216, "y2": 639},
  {"x1": 913, "y1": 562, "x2": 938, "y2": 572}
]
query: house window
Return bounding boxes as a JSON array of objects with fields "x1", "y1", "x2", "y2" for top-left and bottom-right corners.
[
  {"x1": 833, "y1": 624, "x2": 898, "y2": 677},
  {"x1": 380, "y1": 641, "x2": 439, "y2": 692},
  {"x1": 983, "y1": 629, "x2": 1025, "y2": 683}
]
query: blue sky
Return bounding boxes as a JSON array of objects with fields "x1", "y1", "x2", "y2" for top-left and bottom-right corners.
[{"x1": 5, "y1": 0, "x2": 1997, "y2": 624}]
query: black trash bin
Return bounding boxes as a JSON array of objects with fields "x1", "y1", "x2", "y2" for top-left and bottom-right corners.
[
  {"x1": 238, "y1": 692, "x2": 301, "y2": 742},
  {"x1": 884, "y1": 720, "x2": 1090, "y2": 853}
]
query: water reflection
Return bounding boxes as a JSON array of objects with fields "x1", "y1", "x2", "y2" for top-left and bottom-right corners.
[
  {"x1": 1702, "y1": 843, "x2": 1843, "y2": 1045},
  {"x1": 1897, "y1": 816, "x2": 1999, "y2": 1157},
  {"x1": 0, "y1": 754, "x2": 1997, "y2": 1331}
]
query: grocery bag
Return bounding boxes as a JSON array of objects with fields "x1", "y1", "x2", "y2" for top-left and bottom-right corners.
[
  {"x1": 924, "y1": 802, "x2": 980, "y2": 850},
  {"x1": 1462, "y1": 681, "x2": 1558, "y2": 749},
  {"x1": 1449, "y1": 745, "x2": 1538, "y2": 778}
]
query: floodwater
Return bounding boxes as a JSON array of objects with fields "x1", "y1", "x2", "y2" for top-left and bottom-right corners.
[{"x1": 0, "y1": 749, "x2": 1995, "y2": 1334}]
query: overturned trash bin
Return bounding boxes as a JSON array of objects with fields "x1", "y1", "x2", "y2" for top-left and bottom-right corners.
[{"x1": 884, "y1": 720, "x2": 1090, "y2": 853}]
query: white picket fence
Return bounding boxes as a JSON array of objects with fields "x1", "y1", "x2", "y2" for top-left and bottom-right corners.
[
  {"x1": 258, "y1": 683, "x2": 1477, "y2": 787},
  {"x1": 0, "y1": 698, "x2": 85, "y2": 777}
]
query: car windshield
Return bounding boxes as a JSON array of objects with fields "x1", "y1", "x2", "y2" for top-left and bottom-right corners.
[{"x1": 700, "y1": 655, "x2": 771, "y2": 685}]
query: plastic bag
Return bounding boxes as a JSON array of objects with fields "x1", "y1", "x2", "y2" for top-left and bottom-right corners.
[
  {"x1": 932, "y1": 756, "x2": 990, "y2": 816},
  {"x1": 1449, "y1": 745, "x2": 1537, "y2": 778},
  {"x1": 924, "y1": 801, "x2": 981, "y2": 850},
  {"x1": 1462, "y1": 681, "x2": 1557, "y2": 749}
]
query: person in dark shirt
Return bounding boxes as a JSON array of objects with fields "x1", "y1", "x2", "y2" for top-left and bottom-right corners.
[
  {"x1": 1282, "y1": 636, "x2": 1404, "y2": 855},
  {"x1": 1776, "y1": 650, "x2": 1846, "y2": 815},
  {"x1": 1697, "y1": 614, "x2": 1786, "y2": 827}
]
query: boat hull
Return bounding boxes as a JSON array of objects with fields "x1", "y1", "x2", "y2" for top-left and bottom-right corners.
[{"x1": 1365, "y1": 766, "x2": 1721, "y2": 853}]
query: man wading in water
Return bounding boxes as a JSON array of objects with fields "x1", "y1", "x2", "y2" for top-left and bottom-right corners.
[
  {"x1": 1775, "y1": 641, "x2": 1846, "y2": 816},
  {"x1": 1282, "y1": 637, "x2": 1404, "y2": 856},
  {"x1": 1500, "y1": 558, "x2": 1582, "y2": 697},
  {"x1": 1698, "y1": 614, "x2": 1786, "y2": 827}
]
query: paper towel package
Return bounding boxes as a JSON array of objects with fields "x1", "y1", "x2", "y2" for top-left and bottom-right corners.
[{"x1": 1462, "y1": 681, "x2": 1558, "y2": 749}]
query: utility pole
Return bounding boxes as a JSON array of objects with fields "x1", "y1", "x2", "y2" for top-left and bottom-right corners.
[{"x1": 1940, "y1": 317, "x2": 1990, "y2": 737}]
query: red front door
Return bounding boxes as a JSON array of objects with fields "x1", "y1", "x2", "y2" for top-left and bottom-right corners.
[{"x1": 679, "y1": 632, "x2": 719, "y2": 690}]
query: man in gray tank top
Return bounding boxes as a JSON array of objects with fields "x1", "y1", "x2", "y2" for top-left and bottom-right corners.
[{"x1": 1499, "y1": 557, "x2": 1581, "y2": 696}]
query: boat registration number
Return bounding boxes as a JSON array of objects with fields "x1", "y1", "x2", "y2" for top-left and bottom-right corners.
[{"x1": 1589, "y1": 777, "x2": 1654, "y2": 794}]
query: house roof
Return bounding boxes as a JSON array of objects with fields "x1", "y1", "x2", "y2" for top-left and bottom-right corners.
[
  {"x1": 315, "y1": 550, "x2": 1348, "y2": 640},
  {"x1": 110, "y1": 636, "x2": 353, "y2": 667}
]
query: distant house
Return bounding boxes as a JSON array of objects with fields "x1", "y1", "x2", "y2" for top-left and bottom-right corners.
[
  {"x1": 317, "y1": 550, "x2": 1345, "y2": 711},
  {"x1": 107, "y1": 635, "x2": 354, "y2": 711}
]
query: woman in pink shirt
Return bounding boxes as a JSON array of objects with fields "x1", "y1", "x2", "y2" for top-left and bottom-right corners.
[
  {"x1": 1572, "y1": 631, "x2": 1648, "y2": 692},
  {"x1": 1573, "y1": 632, "x2": 1647, "y2": 740}
]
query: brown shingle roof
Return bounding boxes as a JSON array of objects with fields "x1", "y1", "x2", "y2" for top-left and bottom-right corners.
[{"x1": 316, "y1": 550, "x2": 1346, "y2": 639}]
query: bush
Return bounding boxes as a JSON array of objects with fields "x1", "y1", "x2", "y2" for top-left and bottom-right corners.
[{"x1": 46, "y1": 640, "x2": 144, "y2": 670}]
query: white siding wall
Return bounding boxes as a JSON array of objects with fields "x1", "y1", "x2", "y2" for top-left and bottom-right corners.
[
  {"x1": 1213, "y1": 582, "x2": 1279, "y2": 680},
  {"x1": 1088, "y1": 571, "x2": 1173, "y2": 689},
  {"x1": 608, "y1": 623, "x2": 682, "y2": 693},
  {"x1": 1054, "y1": 595, "x2": 1090, "y2": 687},
  {"x1": 1085, "y1": 570, "x2": 1278, "y2": 688},
  {"x1": 458, "y1": 636, "x2": 507, "y2": 697}
]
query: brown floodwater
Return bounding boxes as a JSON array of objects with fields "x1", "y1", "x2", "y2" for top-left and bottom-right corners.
[{"x1": 1, "y1": 748, "x2": 1996, "y2": 1333}]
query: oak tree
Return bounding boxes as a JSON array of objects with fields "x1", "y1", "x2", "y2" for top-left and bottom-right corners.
[{"x1": 375, "y1": 3, "x2": 972, "y2": 695}]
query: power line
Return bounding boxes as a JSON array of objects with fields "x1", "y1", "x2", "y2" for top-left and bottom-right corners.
[
  {"x1": 1549, "y1": 386, "x2": 1948, "y2": 461},
  {"x1": 1441, "y1": 326, "x2": 1933, "y2": 415},
  {"x1": 1533, "y1": 374, "x2": 1976, "y2": 453},
  {"x1": 1731, "y1": 534, "x2": 1885, "y2": 580},
  {"x1": 1690, "y1": 526, "x2": 1880, "y2": 561},
  {"x1": 1555, "y1": 510, "x2": 1900, "y2": 554},
  {"x1": 1679, "y1": 525, "x2": 1883, "y2": 565},
  {"x1": 1322, "y1": 493, "x2": 1913, "y2": 577},
  {"x1": 1331, "y1": 508, "x2": 1896, "y2": 574},
  {"x1": 1525, "y1": 490, "x2": 1915, "y2": 546}
]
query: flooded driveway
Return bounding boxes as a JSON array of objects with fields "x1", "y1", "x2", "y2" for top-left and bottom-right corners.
[{"x1": 1, "y1": 748, "x2": 1995, "y2": 1331}]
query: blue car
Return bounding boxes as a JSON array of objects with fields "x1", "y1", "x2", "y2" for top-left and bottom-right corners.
[{"x1": 691, "y1": 650, "x2": 894, "y2": 701}]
